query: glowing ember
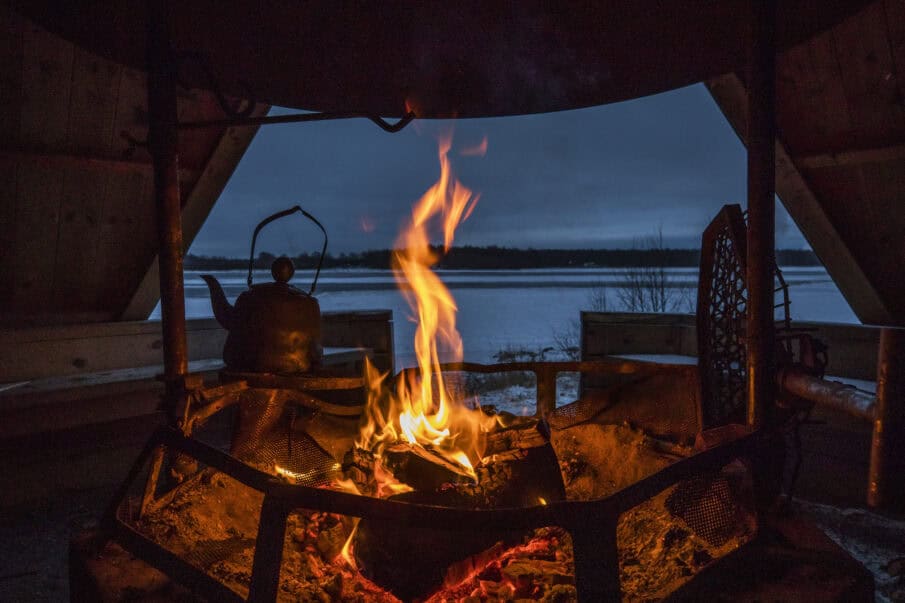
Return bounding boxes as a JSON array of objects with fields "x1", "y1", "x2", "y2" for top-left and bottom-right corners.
[
  {"x1": 355, "y1": 132, "x2": 497, "y2": 482},
  {"x1": 274, "y1": 463, "x2": 341, "y2": 483}
]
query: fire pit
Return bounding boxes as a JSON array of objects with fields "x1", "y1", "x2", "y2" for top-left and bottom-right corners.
[
  {"x1": 81, "y1": 132, "x2": 766, "y2": 602},
  {"x1": 86, "y1": 356, "x2": 762, "y2": 603}
]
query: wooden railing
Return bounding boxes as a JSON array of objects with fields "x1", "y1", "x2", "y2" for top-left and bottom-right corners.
[{"x1": 582, "y1": 311, "x2": 880, "y2": 381}]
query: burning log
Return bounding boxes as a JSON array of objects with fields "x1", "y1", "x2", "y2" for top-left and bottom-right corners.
[
  {"x1": 461, "y1": 418, "x2": 565, "y2": 508},
  {"x1": 341, "y1": 444, "x2": 464, "y2": 498},
  {"x1": 352, "y1": 418, "x2": 565, "y2": 601}
]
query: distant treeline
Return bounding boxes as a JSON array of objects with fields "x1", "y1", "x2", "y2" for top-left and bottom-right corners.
[{"x1": 185, "y1": 246, "x2": 821, "y2": 270}]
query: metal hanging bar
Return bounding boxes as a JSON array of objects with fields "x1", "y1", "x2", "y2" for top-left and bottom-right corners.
[{"x1": 176, "y1": 110, "x2": 416, "y2": 132}]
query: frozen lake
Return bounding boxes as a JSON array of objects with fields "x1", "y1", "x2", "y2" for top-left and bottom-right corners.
[{"x1": 152, "y1": 267, "x2": 858, "y2": 366}]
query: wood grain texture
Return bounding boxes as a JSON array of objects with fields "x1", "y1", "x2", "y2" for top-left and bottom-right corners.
[
  {"x1": 0, "y1": 5, "x2": 258, "y2": 324},
  {"x1": 708, "y1": 66, "x2": 897, "y2": 325},
  {"x1": 0, "y1": 311, "x2": 394, "y2": 382},
  {"x1": 582, "y1": 312, "x2": 882, "y2": 381}
]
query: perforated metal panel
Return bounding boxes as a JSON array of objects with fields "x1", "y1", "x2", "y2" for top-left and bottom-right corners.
[{"x1": 697, "y1": 204, "x2": 749, "y2": 429}]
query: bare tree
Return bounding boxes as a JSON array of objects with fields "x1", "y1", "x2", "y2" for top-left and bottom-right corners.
[
  {"x1": 617, "y1": 229, "x2": 691, "y2": 313},
  {"x1": 552, "y1": 228, "x2": 694, "y2": 360},
  {"x1": 553, "y1": 279, "x2": 609, "y2": 360}
]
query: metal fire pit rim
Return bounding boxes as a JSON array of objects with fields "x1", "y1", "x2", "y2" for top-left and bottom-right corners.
[
  {"x1": 128, "y1": 423, "x2": 761, "y2": 528},
  {"x1": 101, "y1": 347, "x2": 761, "y2": 603},
  {"x1": 102, "y1": 422, "x2": 762, "y2": 602}
]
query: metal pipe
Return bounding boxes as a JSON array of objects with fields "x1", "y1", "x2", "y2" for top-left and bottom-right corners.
[
  {"x1": 777, "y1": 369, "x2": 876, "y2": 421},
  {"x1": 868, "y1": 327, "x2": 905, "y2": 512},
  {"x1": 147, "y1": 1, "x2": 188, "y2": 419},
  {"x1": 745, "y1": 0, "x2": 777, "y2": 428}
]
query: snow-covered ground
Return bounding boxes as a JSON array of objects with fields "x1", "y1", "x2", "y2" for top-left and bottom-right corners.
[
  {"x1": 155, "y1": 266, "x2": 858, "y2": 368},
  {"x1": 797, "y1": 500, "x2": 905, "y2": 602}
]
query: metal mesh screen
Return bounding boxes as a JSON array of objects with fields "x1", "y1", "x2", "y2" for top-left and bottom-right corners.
[
  {"x1": 115, "y1": 455, "x2": 265, "y2": 600},
  {"x1": 665, "y1": 473, "x2": 746, "y2": 547}
]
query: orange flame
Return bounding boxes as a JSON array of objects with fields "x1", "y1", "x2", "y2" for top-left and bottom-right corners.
[
  {"x1": 356, "y1": 132, "x2": 495, "y2": 478},
  {"x1": 323, "y1": 477, "x2": 362, "y2": 568},
  {"x1": 460, "y1": 136, "x2": 488, "y2": 157}
]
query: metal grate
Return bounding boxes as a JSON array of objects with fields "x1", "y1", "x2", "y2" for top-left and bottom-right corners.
[{"x1": 103, "y1": 361, "x2": 762, "y2": 603}]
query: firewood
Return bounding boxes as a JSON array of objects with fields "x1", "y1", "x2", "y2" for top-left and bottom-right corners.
[
  {"x1": 353, "y1": 418, "x2": 566, "y2": 600},
  {"x1": 382, "y1": 442, "x2": 475, "y2": 491}
]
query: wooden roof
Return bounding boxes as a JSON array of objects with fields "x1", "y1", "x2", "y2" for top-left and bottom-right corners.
[
  {"x1": 0, "y1": 6, "x2": 266, "y2": 326},
  {"x1": 9, "y1": 0, "x2": 870, "y2": 118},
  {"x1": 707, "y1": 0, "x2": 905, "y2": 327}
]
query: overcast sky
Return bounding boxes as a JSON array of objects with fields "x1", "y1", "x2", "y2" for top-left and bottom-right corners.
[{"x1": 190, "y1": 83, "x2": 809, "y2": 257}]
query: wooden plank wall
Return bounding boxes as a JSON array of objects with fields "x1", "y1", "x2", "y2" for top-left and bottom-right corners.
[
  {"x1": 0, "y1": 310, "x2": 394, "y2": 383},
  {"x1": 0, "y1": 310, "x2": 393, "y2": 438},
  {"x1": 776, "y1": 1, "x2": 905, "y2": 322},
  {"x1": 0, "y1": 6, "x2": 252, "y2": 326},
  {"x1": 707, "y1": 1, "x2": 905, "y2": 326},
  {"x1": 582, "y1": 312, "x2": 881, "y2": 381}
]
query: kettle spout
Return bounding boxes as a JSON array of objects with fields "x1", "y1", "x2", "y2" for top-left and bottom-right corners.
[{"x1": 201, "y1": 275, "x2": 235, "y2": 330}]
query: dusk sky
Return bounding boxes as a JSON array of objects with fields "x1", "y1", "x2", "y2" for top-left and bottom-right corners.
[{"x1": 190, "y1": 83, "x2": 810, "y2": 258}]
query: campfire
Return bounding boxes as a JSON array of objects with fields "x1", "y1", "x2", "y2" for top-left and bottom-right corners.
[{"x1": 100, "y1": 133, "x2": 761, "y2": 603}]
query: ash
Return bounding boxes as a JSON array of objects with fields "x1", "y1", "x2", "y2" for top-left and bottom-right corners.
[{"x1": 136, "y1": 472, "x2": 394, "y2": 602}]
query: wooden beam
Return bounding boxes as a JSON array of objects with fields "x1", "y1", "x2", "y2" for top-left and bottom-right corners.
[
  {"x1": 706, "y1": 72, "x2": 893, "y2": 325},
  {"x1": 146, "y1": 2, "x2": 187, "y2": 413},
  {"x1": 0, "y1": 311, "x2": 393, "y2": 383},
  {"x1": 120, "y1": 103, "x2": 269, "y2": 320},
  {"x1": 0, "y1": 148, "x2": 201, "y2": 179},
  {"x1": 745, "y1": 0, "x2": 777, "y2": 428},
  {"x1": 795, "y1": 143, "x2": 905, "y2": 169},
  {"x1": 868, "y1": 326, "x2": 905, "y2": 512},
  {"x1": 582, "y1": 312, "x2": 883, "y2": 381}
]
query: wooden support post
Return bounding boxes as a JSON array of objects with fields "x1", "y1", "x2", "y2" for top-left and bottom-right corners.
[
  {"x1": 535, "y1": 366, "x2": 557, "y2": 417},
  {"x1": 867, "y1": 327, "x2": 905, "y2": 513},
  {"x1": 745, "y1": 0, "x2": 776, "y2": 429},
  {"x1": 146, "y1": 0, "x2": 188, "y2": 420}
]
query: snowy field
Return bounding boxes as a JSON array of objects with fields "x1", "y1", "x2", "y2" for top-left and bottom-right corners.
[{"x1": 154, "y1": 266, "x2": 858, "y2": 368}]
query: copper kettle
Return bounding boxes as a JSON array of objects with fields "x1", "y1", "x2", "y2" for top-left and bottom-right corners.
[{"x1": 202, "y1": 206, "x2": 327, "y2": 374}]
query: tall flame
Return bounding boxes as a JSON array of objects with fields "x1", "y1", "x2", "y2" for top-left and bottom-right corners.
[{"x1": 357, "y1": 132, "x2": 494, "y2": 477}]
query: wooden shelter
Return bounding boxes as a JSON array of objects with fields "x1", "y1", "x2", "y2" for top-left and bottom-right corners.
[
  {"x1": 1, "y1": 2, "x2": 903, "y2": 601},
  {"x1": 0, "y1": 0, "x2": 902, "y2": 513}
]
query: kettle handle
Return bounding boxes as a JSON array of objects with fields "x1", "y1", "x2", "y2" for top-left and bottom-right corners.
[{"x1": 247, "y1": 205, "x2": 328, "y2": 295}]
